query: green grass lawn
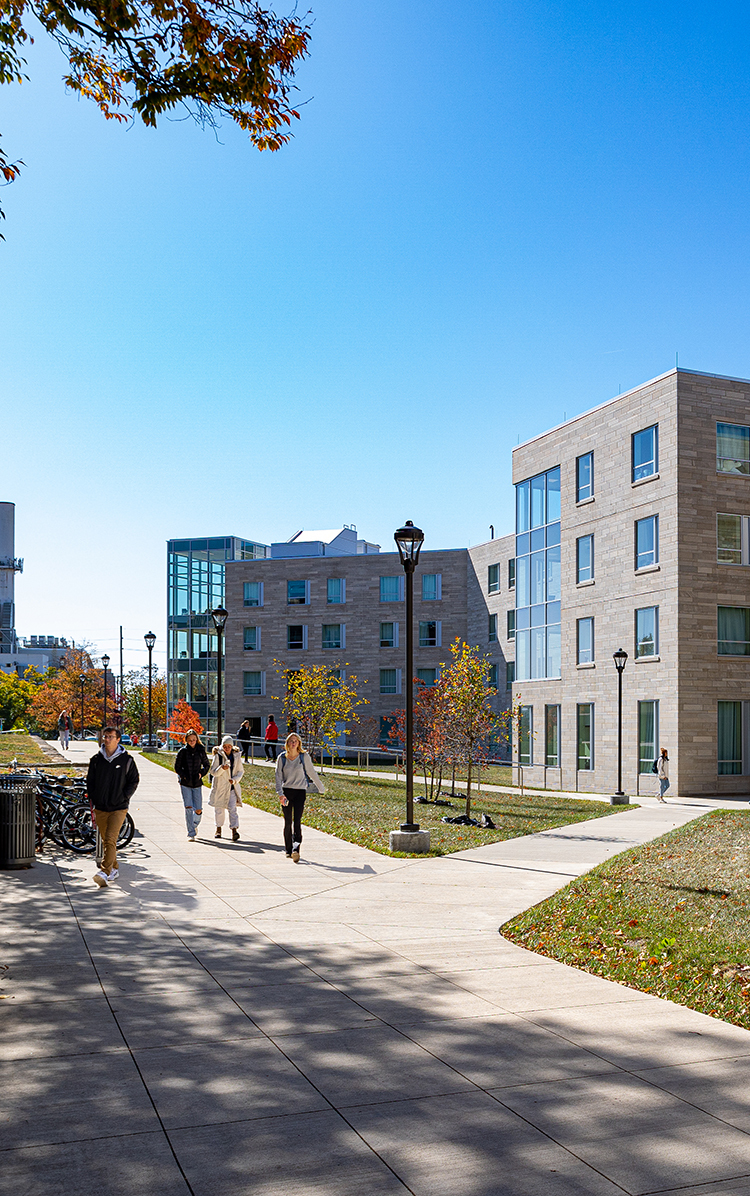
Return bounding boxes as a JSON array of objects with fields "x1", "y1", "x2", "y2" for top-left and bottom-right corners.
[
  {"x1": 502, "y1": 809, "x2": 750, "y2": 1029},
  {"x1": 0, "y1": 732, "x2": 51, "y2": 766},
  {"x1": 144, "y1": 752, "x2": 635, "y2": 857}
]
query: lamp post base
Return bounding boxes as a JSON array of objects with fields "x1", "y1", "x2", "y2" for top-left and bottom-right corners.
[
  {"x1": 389, "y1": 828, "x2": 431, "y2": 854},
  {"x1": 610, "y1": 792, "x2": 630, "y2": 805}
]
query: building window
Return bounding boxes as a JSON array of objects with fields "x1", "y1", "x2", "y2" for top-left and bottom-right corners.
[
  {"x1": 380, "y1": 576, "x2": 403, "y2": 602},
  {"x1": 243, "y1": 581, "x2": 263, "y2": 607},
  {"x1": 635, "y1": 607, "x2": 658, "y2": 658},
  {"x1": 632, "y1": 424, "x2": 658, "y2": 482},
  {"x1": 638, "y1": 700, "x2": 659, "y2": 774},
  {"x1": 422, "y1": 573, "x2": 441, "y2": 601},
  {"x1": 243, "y1": 626, "x2": 260, "y2": 651},
  {"x1": 287, "y1": 580, "x2": 308, "y2": 605},
  {"x1": 718, "y1": 606, "x2": 750, "y2": 655},
  {"x1": 545, "y1": 705, "x2": 560, "y2": 767},
  {"x1": 576, "y1": 452, "x2": 593, "y2": 502},
  {"x1": 327, "y1": 578, "x2": 345, "y2": 604},
  {"x1": 417, "y1": 668, "x2": 438, "y2": 687},
  {"x1": 243, "y1": 670, "x2": 265, "y2": 696},
  {"x1": 419, "y1": 620, "x2": 441, "y2": 648},
  {"x1": 577, "y1": 617, "x2": 594, "y2": 664},
  {"x1": 577, "y1": 535, "x2": 594, "y2": 583},
  {"x1": 488, "y1": 663, "x2": 498, "y2": 690},
  {"x1": 577, "y1": 704, "x2": 593, "y2": 770},
  {"x1": 717, "y1": 513, "x2": 750, "y2": 565},
  {"x1": 507, "y1": 610, "x2": 515, "y2": 640},
  {"x1": 488, "y1": 564, "x2": 500, "y2": 594},
  {"x1": 322, "y1": 624, "x2": 344, "y2": 650},
  {"x1": 718, "y1": 701, "x2": 743, "y2": 774},
  {"x1": 379, "y1": 622, "x2": 398, "y2": 648},
  {"x1": 508, "y1": 559, "x2": 515, "y2": 589},
  {"x1": 287, "y1": 625, "x2": 307, "y2": 650},
  {"x1": 506, "y1": 661, "x2": 515, "y2": 688},
  {"x1": 515, "y1": 466, "x2": 561, "y2": 681},
  {"x1": 379, "y1": 716, "x2": 396, "y2": 745},
  {"x1": 518, "y1": 705, "x2": 532, "y2": 765},
  {"x1": 717, "y1": 423, "x2": 750, "y2": 475},
  {"x1": 635, "y1": 516, "x2": 659, "y2": 569},
  {"x1": 380, "y1": 668, "x2": 401, "y2": 695},
  {"x1": 488, "y1": 613, "x2": 497, "y2": 643}
]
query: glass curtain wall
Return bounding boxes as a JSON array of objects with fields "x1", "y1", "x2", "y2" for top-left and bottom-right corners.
[
  {"x1": 515, "y1": 467, "x2": 561, "y2": 679},
  {"x1": 167, "y1": 537, "x2": 268, "y2": 741}
]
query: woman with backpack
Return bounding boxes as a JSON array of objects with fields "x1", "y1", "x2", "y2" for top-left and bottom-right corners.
[
  {"x1": 656, "y1": 748, "x2": 669, "y2": 802},
  {"x1": 209, "y1": 735, "x2": 244, "y2": 841},
  {"x1": 274, "y1": 733, "x2": 324, "y2": 862}
]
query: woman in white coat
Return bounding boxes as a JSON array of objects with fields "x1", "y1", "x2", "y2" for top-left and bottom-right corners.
[{"x1": 209, "y1": 735, "x2": 245, "y2": 841}]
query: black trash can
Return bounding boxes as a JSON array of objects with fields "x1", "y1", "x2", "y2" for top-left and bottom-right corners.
[{"x1": 0, "y1": 777, "x2": 37, "y2": 869}]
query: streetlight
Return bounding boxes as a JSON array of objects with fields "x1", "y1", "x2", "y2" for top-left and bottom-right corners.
[
  {"x1": 102, "y1": 654, "x2": 110, "y2": 729},
  {"x1": 393, "y1": 521, "x2": 426, "y2": 845},
  {"x1": 211, "y1": 606, "x2": 228, "y2": 744},
  {"x1": 79, "y1": 673, "x2": 86, "y2": 740},
  {"x1": 612, "y1": 648, "x2": 629, "y2": 804},
  {"x1": 144, "y1": 632, "x2": 156, "y2": 746}
]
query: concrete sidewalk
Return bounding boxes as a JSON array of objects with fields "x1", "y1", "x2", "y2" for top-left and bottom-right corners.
[{"x1": 3, "y1": 747, "x2": 750, "y2": 1195}]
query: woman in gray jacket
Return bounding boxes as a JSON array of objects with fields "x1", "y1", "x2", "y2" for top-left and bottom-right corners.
[{"x1": 275, "y1": 733, "x2": 324, "y2": 861}]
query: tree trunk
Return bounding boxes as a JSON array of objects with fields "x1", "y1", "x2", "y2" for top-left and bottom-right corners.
[
  {"x1": 450, "y1": 760, "x2": 456, "y2": 796},
  {"x1": 465, "y1": 754, "x2": 472, "y2": 819}
]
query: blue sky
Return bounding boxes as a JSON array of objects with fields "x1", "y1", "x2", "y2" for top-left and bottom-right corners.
[{"x1": 3, "y1": 0, "x2": 750, "y2": 670}]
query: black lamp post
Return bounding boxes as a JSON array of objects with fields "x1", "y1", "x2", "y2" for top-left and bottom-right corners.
[
  {"x1": 102, "y1": 654, "x2": 110, "y2": 729},
  {"x1": 612, "y1": 647, "x2": 629, "y2": 804},
  {"x1": 79, "y1": 673, "x2": 86, "y2": 740},
  {"x1": 394, "y1": 521, "x2": 424, "y2": 831},
  {"x1": 144, "y1": 632, "x2": 156, "y2": 745},
  {"x1": 211, "y1": 606, "x2": 228, "y2": 744}
]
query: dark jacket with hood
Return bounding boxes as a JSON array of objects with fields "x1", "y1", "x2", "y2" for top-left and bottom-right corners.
[
  {"x1": 175, "y1": 740, "x2": 210, "y2": 789},
  {"x1": 87, "y1": 745, "x2": 140, "y2": 812}
]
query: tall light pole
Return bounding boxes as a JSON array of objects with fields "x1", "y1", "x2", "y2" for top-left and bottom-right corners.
[
  {"x1": 79, "y1": 673, "x2": 86, "y2": 740},
  {"x1": 211, "y1": 606, "x2": 228, "y2": 745},
  {"x1": 394, "y1": 521, "x2": 424, "y2": 832},
  {"x1": 144, "y1": 632, "x2": 156, "y2": 746},
  {"x1": 612, "y1": 648, "x2": 629, "y2": 804},
  {"x1": 102, "y1": 654, "x2": 110, "y2": 729}
]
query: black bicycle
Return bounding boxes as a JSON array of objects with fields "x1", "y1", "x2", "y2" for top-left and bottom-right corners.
[{"x1": 60, "y1": 803, "x2": 135, "y2": 855}]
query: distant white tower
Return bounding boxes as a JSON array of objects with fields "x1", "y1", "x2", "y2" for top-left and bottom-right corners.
[{"x1": 0, "y1": 503, "x2": 23, "y2": 655}]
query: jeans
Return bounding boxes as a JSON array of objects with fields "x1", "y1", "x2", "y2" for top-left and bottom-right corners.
[
  {"x1": 265, "y1": 742, "x2": 278, "y2": 761},
  {"x1": 94, "y1": 808, "x2": 127, "y2": 874},
  {"x1": 59, "y1": 729, "x2": 70, "y2": 750},
  {"x1": 180, "y1": 785, "x2": 204, "y2": 836},
  {"x1": 282, "y1": 788, "x2": 306, "y2": 854},
  {"x1": 240, "y1": 743, "x2": 251, "y2": 762},
  {"x1": 659, "y1": 776, "x2": 670, "y2": 798}
]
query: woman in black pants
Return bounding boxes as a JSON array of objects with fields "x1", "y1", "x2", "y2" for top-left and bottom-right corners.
[{"x1": 275, "y1": 733, "x2": 324, "y2": 861}]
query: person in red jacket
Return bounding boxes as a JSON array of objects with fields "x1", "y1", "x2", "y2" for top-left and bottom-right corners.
[{"x1": 264, "y1": 715, "x2": 279, "y2": 761}]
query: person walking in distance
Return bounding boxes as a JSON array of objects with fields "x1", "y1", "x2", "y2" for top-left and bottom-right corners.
[
  {"x1": 209, "y1": 734, "x2": 244, "y2": 841},
  {"x1": 264, "y1": 715, "x2": 279, "y2": 761},
  {"x1": 657, "y1": 748, "x2": 670, "y2": 802},
  {"x1": 57, "y1": 709, "x2": 74, "y2": 750},
  {"x1": 275, "y1": 732, "x2": 324, "y2": 862},
  {"x1": 88, "y1": 727, "x2": 139, "y2": 887},
  {"x1": 175, "y1": 729, "x2": 209, "y2": 840},
  {"x1": 237, "y1": 719, "x2": 253, "y2": 763}
]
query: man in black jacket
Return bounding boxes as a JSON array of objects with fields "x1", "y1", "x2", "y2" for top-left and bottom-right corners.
[
  {"x1": 88, "y1": 727, "x2": 139, "y2": 887},
  {"x1": 174, "y1": 729, "x2": 210, "y2": 840}
]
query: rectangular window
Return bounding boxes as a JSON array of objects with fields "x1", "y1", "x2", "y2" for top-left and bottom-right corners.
[
  {"x1": 488, "y1": 613, "x2": 497, "y2": 643},
  {"x1": 488, "y1": 564, "x2": 500, "y2": 594},
  {"x1": 717, "y1": 513, "x2": 750, "y2": 566},
  {"x1": 635, "y1": 515, "x2": 659, "y2": 570},
  {"x1": 718, "y1": 701, "x2": 743, "y2": 773},
  {"x1": 506, "y1": 661, "x2": 515, "y2": 687},
  {"x1": 417, "y1": 668, "x2": 438, "y2": 687},
  {"x1": 507, "y1": 610, "x2": 515, "y2": 640},
  {"x1": 379, "y1": 716, "x2": 396, "y2": 745},
  {"x1": 635, "y1": 607, "x2": 658, "y2": 658},
  {"x1": 380, "y1": 576, "x2": 403, "y2": 602},
  {"x1": 243, "y1": 626, "x2": 260, "y2": 651},
  {"x1": 632, "y1": 425, "x2": 658, "y2": 482},
  {"x1": 518, "y1": 706, "x2": 532, "y2": 765},
  {"x1": 508, "y1": 559, "x2": 515, "y2": 589},
  {"x1": 243, "y1": 670, "x2": 264, "y2": 696},
  {"x1": 243, "y1": 581, "x2": 263, "y2": 607},
  {"x1": 718, "y1": 606, "x2": 750, "y2": 655},
  {"x1": 419, "y1": 620, "x2": 441, "y2": 647},
  {"x1": 576, "y1": 452, "x2": 593, "y2": 502},
  {"x1": 287, "y1": 625, "x2": 307, "y2": 650},
  {"x1": 515, "y1": 465, "x2": 561, "y2": 682},
  {"x1": 717, "y1": 422, "x2": 750, "y2": 475},
  {"x1": 380, "y1": 668, "x2": 401, "y2": 695},
  {"x1": 577, "y1": 704, "x2": 593, "y2": 770},
  {"x1": 327, "y1": 578, "x2": 345, "y2": 604},
  {"x1": 322, "y1": 624, "x2": 344, "y2": 650},
  {"x1": 488, "y1": 663, "x2": 498, "y2": 690},
  {"x1": 379, "y1": 622, "x2": 398, "y2": 648},
  {"x1": 577, "y1": 616, "x2": 594, "y2": 664},
  {"x1": 545, "y1": 705, "x2": 560, "y2": 767},
  {"x1": 422, "y1": 573, "x2": 441, "y2": 601},
  {"x1": 577, "y1": 535, "x2": 594, "y2": 583},
  {"x1": 638, "y1": 700, "x2": 659, "y2": 774},
  {"x1": 287, "y1": 580, "x2": 308, "y2": 605}
]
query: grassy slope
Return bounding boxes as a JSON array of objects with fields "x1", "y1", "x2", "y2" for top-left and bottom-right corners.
[
  {"x1": 502, "y1": 810, "x2": 750, "y2": 1028},
  {"x1": 0, "y1": 732, "x2": 50, "y2": 766}
]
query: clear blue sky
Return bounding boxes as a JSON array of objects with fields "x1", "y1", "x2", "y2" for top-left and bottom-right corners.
[{"x1": 3, "y1": 0, "x2": 750, "y2": 670}]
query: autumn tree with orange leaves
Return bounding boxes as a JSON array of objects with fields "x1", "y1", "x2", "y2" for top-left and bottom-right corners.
[
  {"x1": 168, "y1": 699, "x2": 204, "y2": 740},
  {"x1": 26, "y1": 646, "x2": 116, "y2": 736},
  {"x1": 388, "y1": 679, "x2": 448, "y2": 801}
]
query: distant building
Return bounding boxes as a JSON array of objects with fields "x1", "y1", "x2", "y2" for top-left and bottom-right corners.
[{"x1": 0, "y1": 502, "x2": 70, "y2": 676}]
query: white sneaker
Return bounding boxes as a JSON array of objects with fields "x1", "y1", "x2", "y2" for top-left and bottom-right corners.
[
  {"x1": 93, "y1": 869, "x2": 109, "y2": 887},
  {"x1": 188, "y1": 835, "x2": 195, "y2": 841},
  {"x1": 107, "y1": 869, "x2": 119, "y2": 881}
]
